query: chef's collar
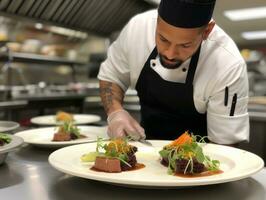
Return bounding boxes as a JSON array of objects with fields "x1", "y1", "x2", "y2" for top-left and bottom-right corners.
[{"x1": 158, "y1": 0, "x2": 216, "y2": 28}]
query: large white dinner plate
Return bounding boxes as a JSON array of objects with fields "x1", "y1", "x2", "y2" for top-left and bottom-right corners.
[
  {"x1": 15, "y1": 126, "x2": 108, "y2": 148},
  {"x1": 48, "y1": 141, "x2": 264, "y2": 188},
  {"x1": 30, "y1": 114, "x2": 101, "y2": 125}
]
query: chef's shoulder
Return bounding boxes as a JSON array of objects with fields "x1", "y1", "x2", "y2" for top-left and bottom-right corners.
[
  {"x1": 203, "y1": 25, "x2": 246, "y2": 75},
  {"x1": 199, "y1": 25, "x2": 247, "y2": 96},
  {"x1": 123, "y1": 9, "x2": 157, "y2": 41}
]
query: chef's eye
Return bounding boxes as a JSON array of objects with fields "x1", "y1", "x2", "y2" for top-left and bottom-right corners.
[
  {"x1": 181, "y1": 44, "x2": 191, "y2": 48},
  {"x1": 159, "y1": 35, "x2": 168, "y2": 43}
]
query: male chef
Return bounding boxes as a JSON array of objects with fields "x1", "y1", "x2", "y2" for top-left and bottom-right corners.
[{"x1": 98, "y1": 0, "x2": 249, "y2": 144}]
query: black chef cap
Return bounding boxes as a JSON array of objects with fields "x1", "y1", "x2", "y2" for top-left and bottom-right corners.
[{"x1": 158, "y1": 0, "x2": 216, "y2": 28}]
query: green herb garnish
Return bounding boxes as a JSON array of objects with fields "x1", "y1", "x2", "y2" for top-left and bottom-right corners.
[
  {"x1": 0, "y1": 133, "x2": 12, "y2": 145},
  {"x1": 58, "y1": 121, "x2": 81, "y2": 138},
  {"x1": 93, "y1": 137, "x2": 133, "y2": 167},
  {"x1": 159, "y1": 133, "x2": 220, "y2": 174}
]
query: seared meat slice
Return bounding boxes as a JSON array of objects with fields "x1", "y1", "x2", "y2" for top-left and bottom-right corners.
[
  {"x1": 94, "y1": 157, "x2": 121, "y2": 172},
  {"x1": 52, "y1": 132, "x2": 71, "y2": 141}
]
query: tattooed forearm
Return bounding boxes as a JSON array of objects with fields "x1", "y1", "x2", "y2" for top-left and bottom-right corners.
[
  {"x1": 100, "y1": 82, "x2": 113, "y2": 112},
  {"x1": 99, "y1": 80, "x2": 124, "y2": 114}
]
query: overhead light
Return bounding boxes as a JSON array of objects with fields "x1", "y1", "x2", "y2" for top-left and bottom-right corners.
[
  {"x1": 224, "y1": 6, "x2": 266, "y2": 21},
  {"x1": 242, "y1": 30, "x2": 266, "y2": 40},
  {"x1": 35, "y1": 23, "x2": 43, "y2": 29}
]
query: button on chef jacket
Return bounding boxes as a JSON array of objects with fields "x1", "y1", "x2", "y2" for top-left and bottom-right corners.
[{"x1": 98, "y1": 10, "x2": 249, "y2": 145}]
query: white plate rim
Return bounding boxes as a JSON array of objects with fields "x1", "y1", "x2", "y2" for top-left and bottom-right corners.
[{"x1": 14, "y1": 126, "x2": 108, "y2": 147}]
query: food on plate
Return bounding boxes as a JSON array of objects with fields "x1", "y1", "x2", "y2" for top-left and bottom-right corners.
[
  {"x1": 81, "y1": 138, "x2": 144, "y2": 172},
  {"x1": 159, "y1": 131, "x2": 221, "y2": 177},
  {"x1": 0, "y1": 133, "x2": 12, "y2": 146},
  {"x1": 55, "y1": 111, "x2": 74, "y2": 122},
  {"x1": 52, "y1": 122, "x2": 86, "y2": 141}
]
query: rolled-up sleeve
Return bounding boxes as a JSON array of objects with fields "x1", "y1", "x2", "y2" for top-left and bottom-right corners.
[{"x1": 207, "y1": 61, "x2": 249, "y2": 144}]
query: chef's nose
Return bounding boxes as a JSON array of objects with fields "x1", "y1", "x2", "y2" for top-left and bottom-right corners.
[{"x1": 164, "y1": 45, "x2": 178, "y2": 60}]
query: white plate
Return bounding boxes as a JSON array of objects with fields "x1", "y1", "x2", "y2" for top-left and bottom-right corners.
[
  {"x1": 15, "y1": 126, "x2": 108, "y2": 148},
  {"x1": 49, "y1": 141, "x2": 264, "y2": 188},
  {"x1": 30, "y1": 114, "x2": 101, "y2": 125},
  {"x1": 0, "y1": 121, "x2": 20, "y2": 132}
]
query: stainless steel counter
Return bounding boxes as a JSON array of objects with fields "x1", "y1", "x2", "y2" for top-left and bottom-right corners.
[{"x1": 1, "y1": 144, "x2": 266, "y2": 200}]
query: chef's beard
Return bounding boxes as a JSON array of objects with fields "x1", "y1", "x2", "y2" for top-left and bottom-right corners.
[{"x1": 159, "y1": 54, "x2": 183, "y2": 69}]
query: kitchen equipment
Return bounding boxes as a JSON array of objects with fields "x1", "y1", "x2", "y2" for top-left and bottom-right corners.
[
  {"x1": 21, "y1": 39, "x2": 42, "y2": 54},
  {"x1": 249, "y1": 96, "x2": 266, "y2": 105},
  {"x1": 139, "y1": 138, "x2": 153, "y2": 146}
]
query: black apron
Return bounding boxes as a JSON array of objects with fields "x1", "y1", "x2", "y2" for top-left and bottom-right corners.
[{"x1": 135, "y1": 46, "x2": 207, "y2": 140}]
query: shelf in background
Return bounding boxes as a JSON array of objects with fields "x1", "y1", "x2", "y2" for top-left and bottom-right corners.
[{"x1": 0, "y1": 51, "x2": 87, "y2": 65}]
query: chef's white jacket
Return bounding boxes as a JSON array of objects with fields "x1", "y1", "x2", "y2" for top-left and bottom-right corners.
[{"x1": 98, "y1": 10, "x2": 249, "y2": 144}]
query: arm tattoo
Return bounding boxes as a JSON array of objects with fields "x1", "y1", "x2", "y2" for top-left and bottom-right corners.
[
  {"x1": 100, "y1": 82, "x2": 113, "y2": 112},
  {"x1": 99, "y1": 81, "x2": 124, "y2": 113}
]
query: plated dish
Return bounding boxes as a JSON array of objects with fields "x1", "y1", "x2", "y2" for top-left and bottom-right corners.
[
  {"x1": 81, "y1": 138, "x2": 142, "y2": 173},
  {"x1": 0, "y1": 134, "x2": 24, "y2": 165},
  {"x1": 55, "y1": 111, "x2": 74, "y2": 123},
  {"x1": 159, "y1": 132, "x2": 221, "y2": 177},
  {"x1": 52, "y1": 122, "x2": 87, "y2": 142},
  {"x1": 49, "y1": 140, "x2": 264, "y2": 188},
  {"x1": 0, "y1": 133, "x2": 12, "y2": 146},
  {"x1": 15, "y1": 126, "x2": 108, "y2": 148},
  {"x1": 31, "y1": 114, "x2": 101, "y2": 125}
]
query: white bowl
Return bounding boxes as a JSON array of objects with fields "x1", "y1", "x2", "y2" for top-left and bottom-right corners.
[
  {"x1": 0, "y1": 121, "x2": 19, "y2": 132},
  {"x1": 0, "y1": 134, "x2": 24, "y2": 165}
]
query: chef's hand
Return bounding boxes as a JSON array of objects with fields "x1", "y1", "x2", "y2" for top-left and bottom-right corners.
[{"x1": 107, "y1": 109, "x2": 145, "y2": 140}]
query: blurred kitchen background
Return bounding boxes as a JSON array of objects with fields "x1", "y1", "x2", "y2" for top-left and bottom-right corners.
[{"x1": 0, "y1": 0, "x2": 266, "y2": 158}]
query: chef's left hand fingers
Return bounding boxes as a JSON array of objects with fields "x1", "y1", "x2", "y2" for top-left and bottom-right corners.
[
  {"x1": 135, "y1": 125, "x2": 145, "y2": 139},
  {"x1": 125, "y1": 126, "x2": 145, "y2": 141}
]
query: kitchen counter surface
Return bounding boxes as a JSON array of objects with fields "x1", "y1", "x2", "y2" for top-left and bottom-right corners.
[{"x1": 0, "y1": 144, "x2": 266, "y2": 200}]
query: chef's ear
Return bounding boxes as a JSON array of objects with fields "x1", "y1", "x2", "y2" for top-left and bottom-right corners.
[{"x1": 202, "y1": 20, "x2": 215, "y2": 40}]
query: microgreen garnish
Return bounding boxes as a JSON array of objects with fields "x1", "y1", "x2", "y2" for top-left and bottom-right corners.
[
  {"x1": 159, "y1": 132, "x2": 220, "y2": 175},
  {"x1": 95, "y1": 137, "x2": 134, "y2": 167},
  {"x1": 58, "y1": 121, "x2": 81, "y2": 138},
  {"x1": 0, "y1": 133, "x2": 11, "y2": 144}
]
